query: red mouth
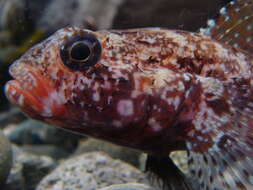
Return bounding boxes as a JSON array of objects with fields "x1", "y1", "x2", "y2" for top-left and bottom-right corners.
[{"x1": 5, "y1": 64, "x2": 68, "y2": 118}]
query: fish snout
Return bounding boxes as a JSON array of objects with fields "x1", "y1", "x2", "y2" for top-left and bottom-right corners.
[{"x1": 5, "y1": 61, "x2": 68, "y2": 119}]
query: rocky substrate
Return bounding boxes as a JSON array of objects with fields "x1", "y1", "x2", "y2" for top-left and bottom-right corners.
[{"x1": 0, "y1": 116, "x2": 190, "y2": 190}]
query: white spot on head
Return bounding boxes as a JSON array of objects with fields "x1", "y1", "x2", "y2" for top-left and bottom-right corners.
[
  {"x1": 148, "y1": 118, "x2": 162, "y2": 132},
  {"x1": 246, "y1": 37, "x2": 252, "y2": 43},
  {"x1": 18, "y1": 94, "x2": 24, "y2": 106},
  {"x1": 183, "y1": 73, "x2": 191, "y2": 81},
  {"x1": 233, "y1": 43, "x2": 239, "y2": 48},
  {"x1": 101, "y1": 80, "x2": 111, "y2": 90},
  {"x1": 80, "y1": 101, "x2": 85, "y2": 107},
  {"x1": 187, "y1": 129, "x2": 195, "y2": 137},
  {"x1": 131, "y1": 90, "x2": 141, "y2": 98},
  {"x1": 173, "y1": 96, "x2": 180, "y2": 110},
  {"x1": 117, "y1": 99, "x2": 134, "y2": 117},
  {"x1": 196, "y1": 135, "x2": 204, "y2": 142},
  {"x1": 112, "y1": 120, "x2": 123, "y2": 128},
  {"x1": 92, "y1": 92, "x2": 100, "y2": 102},
  {"x1": 11, "y1": 89, "x2": 17, "y2": 96},
  {"x1": 41, "y1": 90, "x2": 66, "y2": 117},
  {"x1": 247, "y1": 25, "x2": 252, "y2": 31},
  {"x1": 234, "y1": 33, "x2": 239, "y2": 38}
]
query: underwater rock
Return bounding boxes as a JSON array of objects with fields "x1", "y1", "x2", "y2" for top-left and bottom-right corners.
[
  {"x1": 169, "y1": 151, "x2": 188, "y2": 174},
  {"x1": 17, "y1": 152, "x2": 57, "y2": 190},
  {"x1": 21, "y1": 144, "x2": 70, "y2": 160},
  {"x1": 0, "y1": 130, "x2": 12, "y2": 187},
  {"x1": 98, "y1": 183, "x2": 157, "y2": 190},
  {"x1": 5, "y1": 155, "x2": 24, "y2": 190},
  {"x1": 74, "y1": 138, "x2": 142, "y2": 168},
  {"x1": 0, "y1": 108, "x2": 26, "y2": 128},
  {"x1": 5, "y1": 145, "x2": 56, "y2": 190},
  {"x1": 36, "y1": 152, "x2": 150, "y2": 190},
  {"x1": 6, "y1": 119, "x2": 81, "y2": 151}
]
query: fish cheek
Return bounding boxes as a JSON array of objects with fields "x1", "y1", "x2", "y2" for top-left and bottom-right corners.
[
  {"x1": 93, "y1": 91, "x2": 150, "y2": 129},
  {"x1": 115, "y1": 97, "x2": 147, "y2": 124}
]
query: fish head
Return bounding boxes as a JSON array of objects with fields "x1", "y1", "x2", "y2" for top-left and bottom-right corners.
[{"x1": 5, "y1": 26, "x2": 181, "y2": 149}]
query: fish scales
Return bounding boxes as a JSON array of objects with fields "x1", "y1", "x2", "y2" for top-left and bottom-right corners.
[{"x1": 5, "y1": 1, "x2": 253, "y2": 190}]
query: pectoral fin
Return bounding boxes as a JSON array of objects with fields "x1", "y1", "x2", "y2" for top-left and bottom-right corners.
[
  {"x1": 186, "y1": 76, "x2": 253, "y2": 190},
  {"x1": 145, "y1": 155, "x2": 194, "y2": 190}
]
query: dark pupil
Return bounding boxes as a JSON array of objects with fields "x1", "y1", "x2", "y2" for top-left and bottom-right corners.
[{"x1": 70, "y1": 42, "x2": 91, "y2": 62}]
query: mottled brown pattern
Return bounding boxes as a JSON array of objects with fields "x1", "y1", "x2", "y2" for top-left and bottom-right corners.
[
  {"x1": 206, "y1": 98, "x2": 230, "y2": 115},
  {"x1": 5, "y1": 26, "x2": 253, "y2": 153}
]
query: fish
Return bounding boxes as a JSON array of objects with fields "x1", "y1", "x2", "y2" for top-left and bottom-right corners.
[{"x1": 4, "y1": 0, "x2": 253, "y2": 189}]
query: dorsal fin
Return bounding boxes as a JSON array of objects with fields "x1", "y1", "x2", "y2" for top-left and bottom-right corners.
[{"x1": 200, "y1": 0, "x2": 253, "y2": 54}]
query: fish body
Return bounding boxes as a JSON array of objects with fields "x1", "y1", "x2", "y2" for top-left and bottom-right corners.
[{"x1": 5, "y1": 0, "x2": 253, "y2": 190}]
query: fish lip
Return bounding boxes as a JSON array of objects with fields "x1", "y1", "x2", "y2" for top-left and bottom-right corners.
[
  {"x1": 5, "y1": 61, "x2": 36, "y2": 107},
  {"x1": 5, "y1": 64, "x2": 69, "y2": 119},
  {"x1": 4, "y1": 80, "x2": 22, "y2": 105},
  {"x1": 5, "y1": 61, "x2": 45, "y2": 116},
  {"x1": 4, "y1": 80, "x2": 50, "y2": 122},
  {"x1": 4, "y1": 79, "x2": 40, "y2": 114}
]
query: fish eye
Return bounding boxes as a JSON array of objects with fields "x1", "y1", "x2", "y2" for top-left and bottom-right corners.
[{"x1": 60, "y1": 32, "x2": 101, "y2": 70}]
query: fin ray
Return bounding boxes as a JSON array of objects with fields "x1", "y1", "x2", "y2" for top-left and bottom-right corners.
[
  {"x1": 201, "y1": 0, "x2": 253, "y2": 54},
  {"x1": 186, "y1": 75, "x2": 253, "y2": 190}
]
